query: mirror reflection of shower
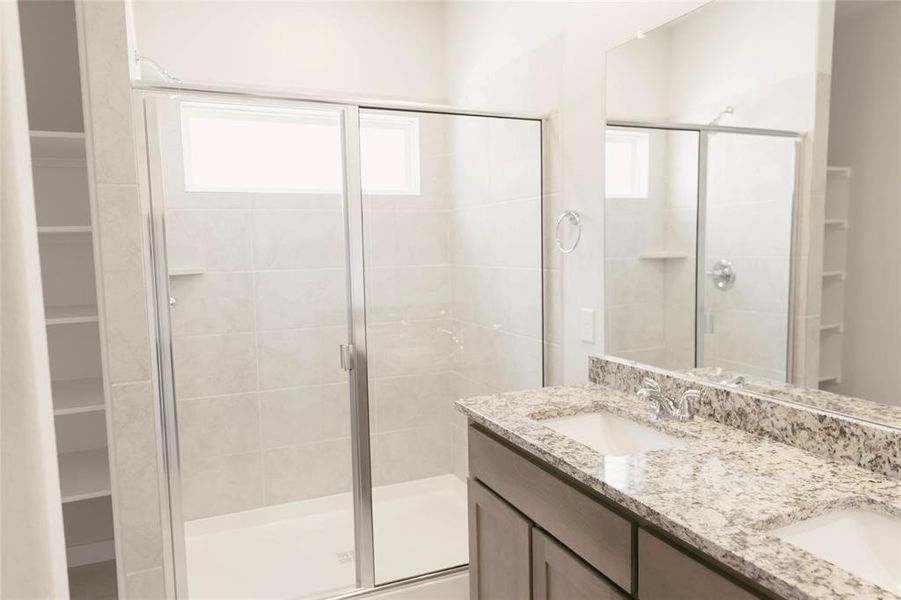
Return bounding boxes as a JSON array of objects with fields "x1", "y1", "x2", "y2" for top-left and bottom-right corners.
[{"x1": 604, "y1": 124, "x2": 798, "y2": 382}]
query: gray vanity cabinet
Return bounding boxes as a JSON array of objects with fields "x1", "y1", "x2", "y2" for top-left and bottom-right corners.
[
  {"x1": 468, "y1": 480, "x2": 532, "y2": 600},
  {"x1": 533, "y1": 529, "x2": 629, "y2": 600},
  {"x1": 637, "y1": 530, "x2": 758, "y2": 600},
  {"x1": 468, "y1": 425, "x2": 772, "y2": 600}
]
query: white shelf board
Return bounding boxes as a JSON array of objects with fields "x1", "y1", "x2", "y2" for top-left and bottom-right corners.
[
  {"x1": 824, "y1": 219, "x2": 848, "y2": 229},
  {"x1": 45, "y1": 305, "x2": 99, "y2": 326},
  {"x1": 822, "y1": 271, "x2": 845, "y2": 281},
  {"x1": 820, "y1": 322, "x2": 843, "y2": 333},
  {"x1": 168, "y1": 267, "x2": 206, "y2": 277},
  {"x1": 53, "y1": 378, "x2": 105, "y2": 416},
  {"x1": 38, "y1": 225, "x2": 92, "y2": 234},
  {"x1": 30, "y1": 130, "x2": 86, "y2": 161},
  {"x1": 58, "y1": 448, "x2": 111, "y2": 503},
  {"x1": 819, "y1": 374, "x2": 842, "y2": 384},
  {"x1": 638, "y1": 252, "x2": 690, "y2": 260},
  {"x1": 826, "y1": 166, "x2": 852, "y2": 177}
]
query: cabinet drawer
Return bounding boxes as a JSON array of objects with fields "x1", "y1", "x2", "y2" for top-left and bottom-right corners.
[
  {"x1": 469, "y1": 426, "x2": 634, "y2": 592},
  {"x1": 638, "y1": 529, "x2": 761, "y2": 600}
]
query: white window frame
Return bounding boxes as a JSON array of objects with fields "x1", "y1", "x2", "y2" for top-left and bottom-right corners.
[{"x1": 605, "y1": 129, "x2": 650, "y2": 199}]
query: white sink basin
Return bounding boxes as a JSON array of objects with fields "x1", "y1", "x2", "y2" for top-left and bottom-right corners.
[
  {"x1": 540, "y1": 412, "x2": 686, "y2": 457},
  {"x1": 771, "y1": 508, "x2": 901, "y2": 594}
]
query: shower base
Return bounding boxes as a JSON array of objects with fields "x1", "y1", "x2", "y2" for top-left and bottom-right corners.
[{"x1": 183, "y1": 474, "x2": 468, "y2": 599}]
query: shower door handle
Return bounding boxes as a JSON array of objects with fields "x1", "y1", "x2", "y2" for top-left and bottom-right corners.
[{"x1": 339, "y1": 344, "x2": 355, "y2": 371}]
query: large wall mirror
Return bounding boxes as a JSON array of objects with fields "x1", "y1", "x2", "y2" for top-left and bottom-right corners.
[{"x1": 604, "y1": 0, "x2": 901, "y2": 422}]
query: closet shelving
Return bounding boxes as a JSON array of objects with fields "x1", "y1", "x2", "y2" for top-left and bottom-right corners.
[
  {"x1": 21, "y1": 1, "x2": 118, "y2": 593},
  {"x1": 818, "y1": 166, "x2": 852, "y2": 388},
  {"x1": 30, "y1": 128, "x2": 117, "y2": 599}
]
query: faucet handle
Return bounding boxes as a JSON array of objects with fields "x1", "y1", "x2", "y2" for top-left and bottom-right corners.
[
  {"x1": 640, "y1": 377, "x2": 660, "y2": 392},
  {"x1": 675, "y1": 389, "x2": 701, "y2": 421}
]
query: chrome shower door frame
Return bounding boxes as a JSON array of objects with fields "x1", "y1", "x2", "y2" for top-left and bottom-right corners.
[{"x1": 140, "y1": 90, "x2": 375, "y2": 598}]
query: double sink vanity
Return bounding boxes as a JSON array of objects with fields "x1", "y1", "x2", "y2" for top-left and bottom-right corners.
[{"x1": 458, "y1": 356, "x2": 901, "y2": 600}]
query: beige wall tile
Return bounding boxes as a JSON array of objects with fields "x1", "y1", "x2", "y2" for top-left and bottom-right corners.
[
  {"x1": 169, "y1": 272, "x2": 254, "y2": 336},
  {"x1": 125, "y1": 568, "x2": 166, "y2": 600},
  {"x1": 365, "y1": 209, "x2": 450, "y2": 267},
  {"x1": 176, "y1": 394, "x2": 260, "y2": 464},
  {"x1": 260, "y1": 384, "x2": 350, "y2": 448},
  {"x1": 370, "y1": 373, "x2": 453, "y2": 433},
  {"x1": 254, "y1": 269, "x2": 347, "y2": 331},
  {"x1": 371, "y1": 426, "x2": 452, "y2": 486},
  {"x1": 257, "y1": 327, "x2": 347, "y2": 389},
  {"x1": 263, "y1": 441, "x2": 352, "y2": 504},
  {"x1": 81, "y1": 0, "x2": 136, "y2": 185},
  {"x1": 253, "y1": 209, "x2": 346, "y2": 270},
  {"x1": 110, "y1": 382, "x2": 163, "y2": 574},
  {"x1": 366, "y1": 265, "x2": 452, "y2": 323},
  {"x1": 165, "y1": 209, "x2": 254, "y2": 272},
  {"x1": 181, "y1": 452, "x2": 264, "y2": 520},
  {"x1": 172, "y1": 333, "x2": 257, "y2": 399},
  {"x1": 96, "y1": 185, "x2": 152, "y2": 383}
]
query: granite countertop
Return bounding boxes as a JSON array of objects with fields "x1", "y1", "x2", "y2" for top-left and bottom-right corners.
[{"x1": 457, "y1": 383, "x2": 901, "y2": 600}]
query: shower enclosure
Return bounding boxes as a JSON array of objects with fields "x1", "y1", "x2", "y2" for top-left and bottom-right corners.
[
  {"x1": 604, "y1": 123, "x2": 799, "y2": 382},
  {"x1": 141, "y1": 90, "x2": 543, "y2": 599}
]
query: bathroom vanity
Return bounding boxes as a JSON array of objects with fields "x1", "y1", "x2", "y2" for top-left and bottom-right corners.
[
  {"x1": 468, "y1": 426, "x2": 763, "y2": 599},
  {"x1": 459, "y1": 357, "x2": 901, "y2": 600}
]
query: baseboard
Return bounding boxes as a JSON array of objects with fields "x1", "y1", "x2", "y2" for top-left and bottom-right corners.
[{"x1": 67, "y1": 539, "x2": 115, "y2": 567}]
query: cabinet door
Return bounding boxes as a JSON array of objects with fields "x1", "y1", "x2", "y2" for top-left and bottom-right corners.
[
  {"x1": 468, "y1": 479, "x2": 532, "y2": 600},
  {"x1": 533, "y1": 529, "x2": 629, "y2": 600},
  {"x1": 639, "y1": 529, "x2": 761, "y2": 600}
]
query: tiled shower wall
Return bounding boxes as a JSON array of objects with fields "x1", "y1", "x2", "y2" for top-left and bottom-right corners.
[
  {"x1": 447, "y1": 115, "x2": 544, "y2": 477},
  {"x1": 604, "y1": 129, "x2": 697, "y2": 370},
  {"x1": 161, "y1": 111, "x2": 543, "y2": 519}
]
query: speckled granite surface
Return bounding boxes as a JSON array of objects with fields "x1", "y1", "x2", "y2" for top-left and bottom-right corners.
[
  {"x1": 591, "y1": 355, "x2": 901, "y2": 480},
  {"x1": 457, "y1": 384, "x2": 901, "y2": 599},
  {"x1": 686, "y1": 366, "x2": 901, "y2": 431}
]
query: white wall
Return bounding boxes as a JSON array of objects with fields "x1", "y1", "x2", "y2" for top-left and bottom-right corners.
[
  {"x1": 129, "y1": 1, "x2": 447, "y2": 103},
  {"x1": 825, "y1": 0, "x2": 901, "y2": 405}
]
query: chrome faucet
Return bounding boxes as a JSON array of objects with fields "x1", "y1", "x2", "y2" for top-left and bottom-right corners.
[{"x1": 637, "y1": 377, "x2": 699, "y2": 422}]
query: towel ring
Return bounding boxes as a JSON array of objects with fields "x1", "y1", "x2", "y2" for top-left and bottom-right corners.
[{"x1": 555, "y1": 210, "x2": 581, "y2": 254}]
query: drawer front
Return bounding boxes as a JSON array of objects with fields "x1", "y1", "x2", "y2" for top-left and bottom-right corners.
[
  {"x1": 469, "y1": 426, "x2": 634, "y2": 592},
  {"x1": 533, "y1": 528, "x2": 630, "y2": 600},
  {"x1": 638, "y1": 529, "x2": 761, "y2": 600}
]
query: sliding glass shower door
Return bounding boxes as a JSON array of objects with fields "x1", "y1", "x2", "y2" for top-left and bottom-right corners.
[
  {"x1": 359, "y1": 110, "x2": 543, "y2": 584},
  {"x1": 143, "y1": 92, "x2": 544, "y2": 599},
  {"x1": 700, "y1": 132, "x2": 798, "y2": 381},
  {"x1": 144, "y1": 93, "x2": 362, "y2": 600}
]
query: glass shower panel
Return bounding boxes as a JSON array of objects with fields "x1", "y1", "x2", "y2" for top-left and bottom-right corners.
[
  {"x1": 604, "y1": 126, "x2": 700, "y2": 371},
  {"x1": 144, "y1": 94, "x2": 359, "y2": 600},
  {"x1": 701, "y1": 132, "x2": 797, "y2": 381},
  {"x1": 359, "y1": 110, "x2": 543, "y2": 584}
]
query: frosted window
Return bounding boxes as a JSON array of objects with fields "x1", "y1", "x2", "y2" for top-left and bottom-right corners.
[
  {"x1": 181, "y1": 103, "x2": 420, "y2": 195},
  {"x1": 605, "y1": 129, "x2": 649, "y2": 198}
]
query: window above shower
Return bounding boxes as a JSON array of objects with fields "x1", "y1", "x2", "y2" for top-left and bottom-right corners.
[
  {"x1": 604, "y1": 129, "x2": 649, "y2": 199},
  {"x1": 180, "y1": 102, "x2": 420, "y2": 195}
]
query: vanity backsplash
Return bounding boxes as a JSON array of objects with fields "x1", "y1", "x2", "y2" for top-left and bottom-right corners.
[{"x1": 589, "y1": 355, "x2": 901, "y2": 480}]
